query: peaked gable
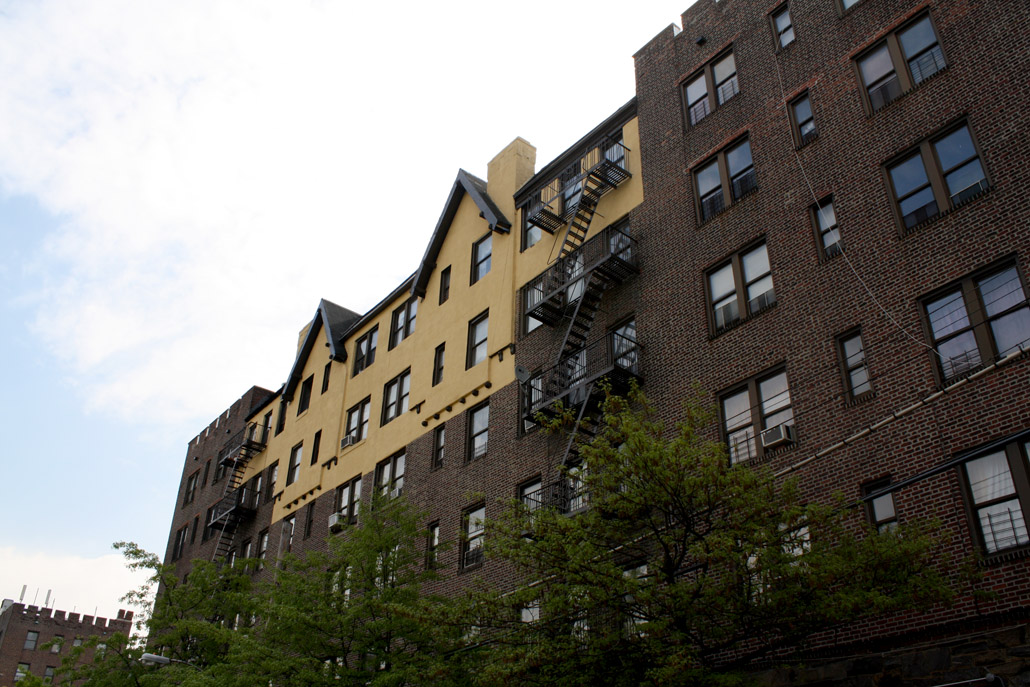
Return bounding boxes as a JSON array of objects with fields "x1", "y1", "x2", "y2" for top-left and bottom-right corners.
[
  {"x1": 411, "y1": 169, "x2": 511, "y2": 298},
  {"x1": 283, "y1": 299, "x2": 360, "y2": 401}
]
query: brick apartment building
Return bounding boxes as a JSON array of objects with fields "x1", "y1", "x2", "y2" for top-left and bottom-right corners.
[
  {"x1": 163, "y1": 0, "x2": 1030, "y2": 681},
  {"x1": 0, "y1": 599, "x2": 133, "y2": 685}
]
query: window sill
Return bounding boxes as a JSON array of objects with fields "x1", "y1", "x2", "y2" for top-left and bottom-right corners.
[
  {"x1": 699, "y1": 184, "x2": 758, "y2": 227},
  {"x1": 458, "y1": 562, "x2": 484, "y2": 574},
  {"x1": 979, "y1": 544, "x2": 1030, "y2": 567},
  {"x1": 844, "y1": 390, "x2": 876, "y2": 408},
  {"x1": 709, "y1": 299, "x2": 778, "y2": 341},
  {"x1": 796, "y1": 131, "x2": 818, "y2": 150},
  {"x1": 900, "y1": 184, "x2": 991, "y2": 238}
]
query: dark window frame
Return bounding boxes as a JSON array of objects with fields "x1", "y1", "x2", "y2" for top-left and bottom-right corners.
[
  {"x1": 681, "y1": 47, "x2": 740, "y2": 128},
  {"x1": 462, "y1": 504, "x2": 486, "y2": 569},
  {"x1": 266, "y1": 462, "x2": 278, "y2": 503},
  {"x1": 471, "y1": 232, "x2": 493, "y2": 284},
  {"x1": 884, "y1": 120, "x2": 990, "y2": 234},
  {"x1": 862, "y1": 477, "x2": 898, "y2": 533},
  {"x1": 335, "y1": 474, "x2": 363, "y2": 525},
  {"x1": 432, "y1": 343, "x2": 445, "y2": 386},
  {"x1": 853, "y1": 12, "x2": 947, "y2": 114},
  {"x1": 381, "y1": 368, "x2": 411, "y2": 425},
  {"x1": 303, "y1": 502, "x2": 316, "y2": 539},
  {"x1": 769, "y1": 4, "x2": 794, "y2": 51},
  {"x1": 718, "y1": 365, "x2": 795, "y2": 465},
  {"x1": 466, "y1": 401, "x2": 490, "y2": 462},
  {"x1": 274, "y1": 399, "x2": 287, "y2": 435},
  {"x1": 297, "y1": 375, "x2": 314, "y2": 415},
  {"x1": 426, "y1": 521, "x2": 441, "y2": 569},
  {"x1": 957, "y1": 434, "x2": 1030, "y2": 558},
  {"x1": 310, "y1": 430, "x2": 321, "y2": 466},
  {"x1": 346, "y1": 397, "x2": 371, "y2": 442},
  {"x1": 810, "y1": 195, "x2": 841, "y2": 260},
  {"x1": 375, "y1": 451, "x2": 405, "y2": 499},
  {"x1": 439, "y1": 265, "x2": 451, "y2": 304},
  {"x1": 353, "y1": 326, "x2": 378, "y2": 376},
  {"x1": 286, "y1": 442, "x2": 303, "y2": 486},
  {"x1": 920, "y1": 259, "x2": 1030, "y2": 384},
  {"x1": 389, "y1": 299, "x2": 418, "y2": 349},
  {"x1": 183, "y1": 471, "x2": 199, "y2": 506},
  {"x1": 837, "y1": 328, "x2": 873, "y2": 402},
  {"x1": 789, "y1": 91, "x2": 816, "y2": 148},
  {"x1": 704, "y1": 239, "x2": 775, "y2": 335},
  {"x1": 321, "y1": 362, "x2": 331, "y2": 394},
  {"x1": 432, "y1": 425, "x2": 446, "y2": 470},
  {"x1": 466, "y1": 310, "x2": 490, "y2": 369},
  {"x1": 693, "y1": 135, "x2": 757, "y2": 223},
  {"x1": 520, "y1": 477, "x2": 543, "y2": 512}
]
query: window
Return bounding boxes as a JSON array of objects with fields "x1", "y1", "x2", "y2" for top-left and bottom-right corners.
[
  {"x1": 267, "y1": 462, "x2": 278, "y2": 502},
  {"x1": 346, "y1": 397, "x2": 371, "y2": 443},
  {"x1": 280, "y1": 516, "x2": 296, "y2": 556},
  {"x1": 522, "y1": 208, "x2": 542, "y2": 251},
  {"x1": 790, "y1": 93, "x2": 816, "y2": 147},
  {"x1": 612, "y1": 319, "x2": 639, "y2": 374},
  {"x1": 924, "y1": 263, "x2": 1030, "y2": 381},
  {"x1": 172, "y1": 525, "x2": 189, "y2": 560},
  {"x1": 375, "y1": 451, "x2": 405, "y2": 498},
  {"x1": 353, "y1": 326, "x2": 378, "y2": 375},
  {"x1": 863, "y1": 478, "x2": 898, "y2": 533},
  {"x1": 707, "y1": 241, "x2": 775, "y2": 333},
  {"x1": 257, "y1": 529, "x2": 269, "y2": 566},
  {"x1": 471, "y1": 233, "x2": 492, "y2": 284},
  {"x1": 721, "y1": 368, "x2": 794, "y2": 464},
  {"x1": 201, "y1": 460, "x2": 210, "y2": 487},
  {"x1": 522, "y1": 372, "x2": 543, "y2": 433},
  {"x1": 562, "y1": 163, "x2": 583, "y2": 215},
  {"x1": 959, "y1": 437, "x2": 1030, "y2": 555},
  {"x1": 467, "y1": 402, "x2": 489, "y2": 461},
  {"x1": 183, "y1": 471, "x2": 199, "y2": 506},
  {"x1": 839, "y1": 0, "x2": 861, "y2": 11},
  {"x1": 202, "y1": 508, "x2": 214, "y2": 541},
  {"x1": 275, "y1": 399, "x2": 287, "y2": 435},
  {"x1": 811, "y1": 197, "x2": 841, "y2": 258},
  {"x1": 521, "y1": 478, "x2": 543, "y2": 512},
  {"x1": 439, "y1": 266, "x2": 451, "y2": 304},
  {"x1": 432, "y1": 343, "x2": 445, "y2": 386},
  {"x1": 304, "y1": 502, "x2": 315, "y2": 539},
  {"x1": 623, "y1": 563, "x2": 648, "y2": 635},
  {"x1": 286, "y1": 442, "x2": 303, "y2": 486},
  {"x1": 262, "y1": 410, "x2": 273, "y2": 442},
  {"x1": 51, "y1": 636, "x2": 62, "y2": 653},
  {"x1": 462, "y1": 505, "x2": 486, "y2": 568},
  {"x1": 886, "y1": 123, "x2": 988, "y2": 231},
  {"x1": 44, "y1": 666, "x2": 55, "y2": 683},
  {"x1": 310, "y1": 430, "x2": 321, "y2": 466},
  {"x1": 466, "y1": 311, "x2": 489, "y2": 368},
  {"x1": 856, "y1": 14, "x2": 945, "y2": 113},
  {"x1": 381, "y1": 369, "x2": 411, "y2": 425},
  {"x1": 683, "y1": 50, "x2": 739, "y2": 127},
  {"x1": 242, "y1": 539, "x2": 252, "y2": 559},
  {"x1": 25, "y1": 630, "x2": 39, "y2": 650},
  {"x1": 566, "y1": 463, "x2": 589, "y2": 513},
  {"x1": 335, "y1": 475, "x2": 362, "y2": 525},
  {"x1": 251, "y1": 474, "x2": 263, "y2": 508},
  {"x1": 389, "y1": 299, "x2": 417, "y2": 349},
  {"x1": 838, "y1": 329, "x2": 872, "y2": 400},
  {"x1": 771, "y1": 5, "x2": 794, "y2": 49},
  {"x1": 73, "y1": 639, "x2": 82, "y2": 648},
  {"x1": 191, "y1": 515, "x2": 199, "y2": 544},
  {"x1": 521, "y1": 602, "x2": 541, "y2": 623},
  {"x1": 432, "y1": 426, "x2": 445, "y2": 470},
  {"x1": 426, "y1": 522, "x2": 440, "y2": 568},
  {"x1": 15, "y1": 664, "x2": 29, "y2": 682},
  {"x1": 694, "y1": 137, "x2": 756, "y2": 222},
  {"x1": 321, "y1": 362, "x2": 331, "y2": 394},
  {"x1": 297, "y1": 375, "x2": 313, "y2": 415},
  {"x1": 522, "y1": 276, "x2": 544, "y2": 335}
]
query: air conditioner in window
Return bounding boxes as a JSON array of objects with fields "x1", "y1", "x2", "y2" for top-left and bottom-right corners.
[
  {"x1": 714, "y1": 301, "x2": 740, "y2": 331},
  {"x1": 389, "y1": 487, "x2": 404, "y2": 500},
  {"x1": 328, "y1": 512, "x2": 346, "y2": 533},
  {"x1": 340, "y1": 435, "x2": 357, "y2": 451},
  {"x1": 748, "y1": 289, "x2": 776, "y2": 315},
  {"x1": 760, "y1": 423, "x2": 796, "y2": 450}
]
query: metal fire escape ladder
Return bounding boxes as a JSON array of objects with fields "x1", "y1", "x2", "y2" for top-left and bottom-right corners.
[
  {"x1": 211, "y1": 457, "x2": 248, "y2": 562},
  {"x1": 560, "y1": 381, "x2": 598, "y2": 467},
  {"x1": 209, "y1": 423, "x2": 264, "y2": 563},
  {"x1": 557, "y1": 171, "x2": 614, "y2": 260}
]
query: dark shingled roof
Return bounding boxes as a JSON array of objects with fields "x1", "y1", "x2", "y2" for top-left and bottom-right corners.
[
  {"x1": 411, "y1": 169, "x2": 511, "y2": 298},
  {"x1": 283, "y1": 299, "x2": 361, "y2": 401}
]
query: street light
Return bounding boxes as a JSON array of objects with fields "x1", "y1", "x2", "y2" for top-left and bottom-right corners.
[{"x1": 139, "y1": 653, "x2": 198, "y2": 670}]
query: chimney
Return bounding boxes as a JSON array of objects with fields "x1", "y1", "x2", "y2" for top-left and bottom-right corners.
[{"x1": 487, "y1": 138, "x2": 537, "y2": 222}]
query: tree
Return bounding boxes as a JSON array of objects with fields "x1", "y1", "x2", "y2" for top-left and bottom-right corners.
[{"x1": 478, "y1": 386, "x2": 952, "y2": 687}]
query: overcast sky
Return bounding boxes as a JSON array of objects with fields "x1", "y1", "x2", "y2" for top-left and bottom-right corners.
[{"x1": 0, "y1": 0, "x2": 690, "y2": 618}]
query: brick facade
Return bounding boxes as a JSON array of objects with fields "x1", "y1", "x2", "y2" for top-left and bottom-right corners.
[{"x1": 0, "y1": 600, "x2": 132, "y2": 685}]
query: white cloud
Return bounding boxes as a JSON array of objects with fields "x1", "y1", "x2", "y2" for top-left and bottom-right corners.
[
  {"x1": 0, "y1": 0, "x2": 685, "y2": 425},
  {"x1": 0, "y1": 547, "x2": 151, "y2": 622}
]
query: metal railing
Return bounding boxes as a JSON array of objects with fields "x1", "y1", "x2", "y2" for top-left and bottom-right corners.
[
  {"x1": 522, "y1": 224, "x2": 638, "y2": 322},
  {"x1": 909, "y1": 45, "x2": 945, "y2": 85},
  {"x1": 209, "y1": 487, "x2": 256, "y2": 528},
  {"x1": 869, "y1": 75, "x2": 902, "y2": 112},
  {"x1": 217, "y1": 422, "x2": 268, "y2": 465},
  {"x1": 689, "y1": 98, "x2": 712, "y2": 126},
  {"x1": 526, "y1": 332, "x2": 640, "y2": 417},
  {"x1": 522, "y1": 478, "x2": 589, "y2": 515}
]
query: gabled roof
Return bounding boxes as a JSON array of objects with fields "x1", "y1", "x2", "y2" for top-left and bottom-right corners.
[
  {"x1": 411, "y1": 169, "x2": 511, "y2": 298},
  {"x1": 283, "y1": 299, "x2": 361, "y2": 401}
]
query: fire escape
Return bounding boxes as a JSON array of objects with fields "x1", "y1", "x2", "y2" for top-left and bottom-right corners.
[
  {"x1": 520, "y1": 135, "x2": 641, "y2": 489},
  {"x1": 209, "y1": 422, "x2": 266, "y2": 562}
]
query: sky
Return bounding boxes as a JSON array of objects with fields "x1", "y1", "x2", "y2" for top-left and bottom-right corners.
[{"x1": 0, "y1": 0, "x2": 691, "y2": 619}]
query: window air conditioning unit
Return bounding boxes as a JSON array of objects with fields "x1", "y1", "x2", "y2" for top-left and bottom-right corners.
[
  {"x1": 340, "y1": 435, "x2": 357, "y2": 451},
  {"x1": 761, "y1": 423, "x2": 796, "y2": 450},
  {"x1": 328, "y1": 512, "x2": 346, "y2": 533},
  {"x1": 714, "y1": 301, "x2": 740, "y2": 330},
  {"x1": 390, "y1": 487, "x2": 404, "y2": 500}
]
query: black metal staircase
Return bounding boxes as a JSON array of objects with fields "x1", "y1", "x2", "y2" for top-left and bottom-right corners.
[{"x1": 209, "y1": 422, "x2": 266, "y2": 562}]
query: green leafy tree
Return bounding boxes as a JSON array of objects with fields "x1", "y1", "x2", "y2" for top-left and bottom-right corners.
[{"x1": 478, "y1": 386, "x2": 952, "y2": 687}]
